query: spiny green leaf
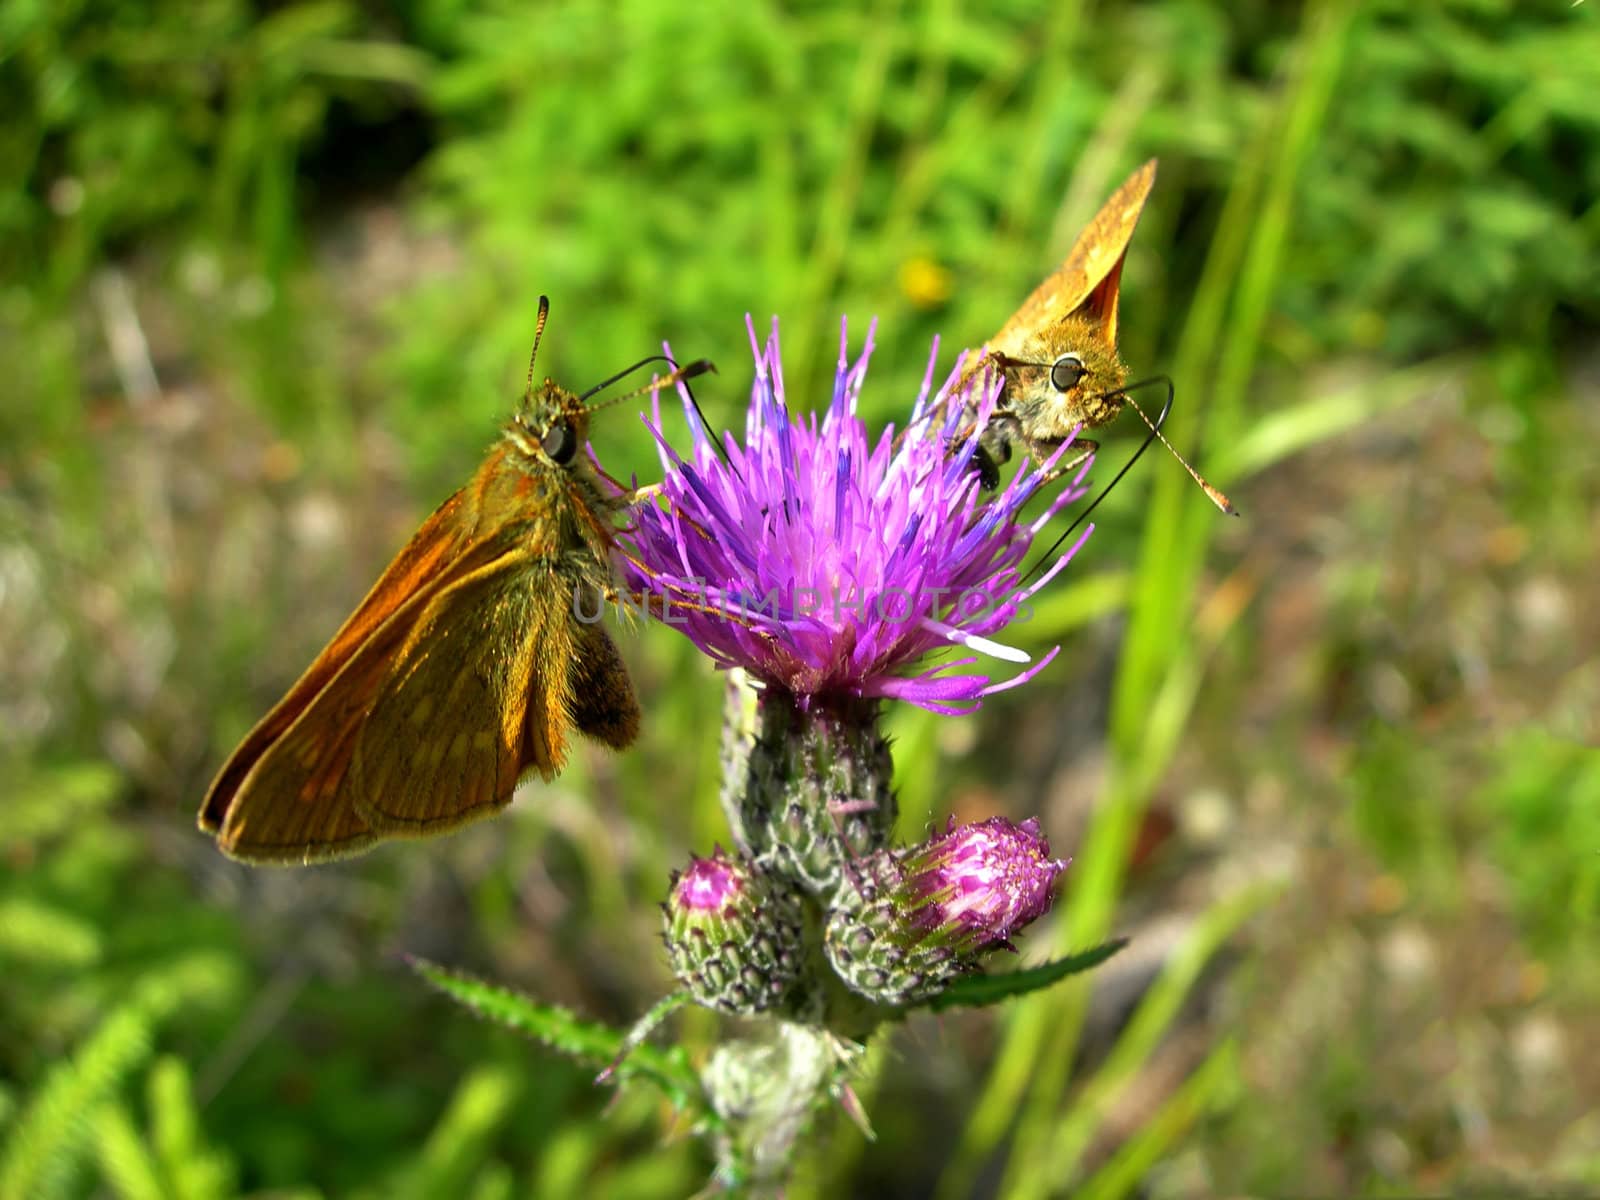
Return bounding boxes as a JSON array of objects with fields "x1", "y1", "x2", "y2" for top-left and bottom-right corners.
[
  {"x1": 407, "y1": 958, "x2": 704, "y2": 1113},
  {"x1": 0, "y1": 965, "x2": 233, "y2": 1200},
  {"x1": 148, "y1": 1058, "x2": 198, "y2": 1189},
  {"x1": 924, "y1": 940, "x2": 1129, "y2": 1012}
]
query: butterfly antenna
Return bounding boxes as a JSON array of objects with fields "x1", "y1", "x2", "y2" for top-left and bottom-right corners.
[
  {"x1": 1119, "y1": 377, "x2": 1237, "y2": 516},
  {"x1": 581, "y1": 354, "x2": 682, "y2": 402},
  {"x1": 582, "y1": 354, "x2": 734, "y2": 471},
  {"x1": 526, "y1": 295, "x2": 551, "y2": 400},
  {"x1": 1017, "y1": 377, "x2": 1179, "y2": 588},
  {"x1": 583, "y1": 357, "x2": 718, "y2": 411},
  {"x1": 674, "y1": 364, "x2": 736, "y2": 472}
]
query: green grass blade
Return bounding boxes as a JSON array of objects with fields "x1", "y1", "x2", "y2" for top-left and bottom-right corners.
[
  {"x1": 938, "y1": 4, "x2": 1363, "y2": 1196},
  {"x1": 392, "y1": 1065, "x2": 520, "y2": 1200},
  {"x1": 92, "y1": 1103, "x2": 165, "y2": 1200},
  {"x1": 1074, "y1": 1039, "x2": 1241, "y2": 1200},
  {"x1": 1030, "y1": 883, "x2": 1280, "y2": 1192},
  {"x1": 1210, "y1": 358, "x2": 1465, "y2": 482},
  {"x1": 148, "y1": 1057, "x2": 234, "y2": 1200}
]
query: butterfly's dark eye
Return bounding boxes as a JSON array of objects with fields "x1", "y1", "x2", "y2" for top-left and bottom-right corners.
[
  {"x1": 541, "y1": 419, "x2": 577, "y2": 465},
  {"x1": 1050, "y1": 354, "x2": 1087, "y2": 393}
]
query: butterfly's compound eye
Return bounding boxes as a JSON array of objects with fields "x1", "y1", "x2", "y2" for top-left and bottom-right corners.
[
  {"x1": 1050, "y1": 354, "x2": 1087, "y2": 393},
  {"x1": 541, "y1": 419, "x2": 578, "y2": 465}
]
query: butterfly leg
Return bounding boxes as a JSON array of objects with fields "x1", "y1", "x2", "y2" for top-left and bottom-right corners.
[
  {"x1": 1033, "y1": 437, "x2": 1098, "y2": 485},
  {"x1": 589, "y1": 456, "x2": 663, "y2": 506},
  {"x1": 973, "y1": 421, "x2": 1015, "y2": 490},
  {"x1": 622, "y1": 482, "x2": 663, "y2": 505}
]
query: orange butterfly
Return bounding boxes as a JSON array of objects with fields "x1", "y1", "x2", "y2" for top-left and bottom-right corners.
[
  {"x1": 960, "y1": 159, "x2": 1232, "y2": 512},
  {"x1": 199, "y1": 298, "x2": 708, "y2": 864}
]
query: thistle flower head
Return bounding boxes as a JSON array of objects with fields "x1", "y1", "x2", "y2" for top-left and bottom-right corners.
[
  {"x1": 823, "y1": 815, "x2": 1067, "y2": 1006},
  {"x1": 663, "y1": 849, "x2": 805, "y2": 1016},
  {"x1": 673, "y1": 854, "x2": 742, "y2": 915},
  {"x1": 624, "y1": 317, "x2": 1092, "y2": 715},
  {"x1": 897, "y1": 815, "x2": 1066, "y2": 951}
]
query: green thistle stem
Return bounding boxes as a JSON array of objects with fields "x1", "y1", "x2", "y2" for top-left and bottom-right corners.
[
  {"x1": 719, "y1": 670, "x2": 898, "y2": 895},
  {"x1": 696, "y1": 670, "x2": 904, "y2": 1186}
]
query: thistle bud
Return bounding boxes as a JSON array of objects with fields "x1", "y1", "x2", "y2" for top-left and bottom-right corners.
[
  {"x1": 825, "y1": 817, "x2": 1066, "y2": 1006},
  {"x1": 663, "y1": 850, "x2": 805, "y2": 1016}
]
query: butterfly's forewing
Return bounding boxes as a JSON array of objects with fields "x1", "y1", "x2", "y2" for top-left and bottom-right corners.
[
  {"x1": 208, "y1": 432, "x2": 639, "y2": 864},
  {"x1": 991, "y1": 158, "x2": 1157, "y2": 359},
  {"x1": 350, "y1": 551, "x2": 578, "y2": 835},
  {"x1": 209, "y1": 543, "x2": 527, "y2": 861},
  {"x1": 198, "y1": 488, "x2": 477, "y2": 837}
]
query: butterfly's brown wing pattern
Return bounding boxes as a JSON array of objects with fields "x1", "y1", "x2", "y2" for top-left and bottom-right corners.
[
  {"x1": 197, "y1": 305, "x2": 717, "y2": 866},
  {"x1": 348, "y1": 551, "x2": 592, "y2": 833},
  {"x1": 208, "y1": 537, "x2": 555, "y2": 862},
  {"x1": 990, "y1": 158, "x2": 1157, "y2": 362},
  {"x1": 202, "y1": 384, "x2": 640, "y2": 864},
  {"x1": 197, "y1": 489, "x2": 476, "y2": 837}
]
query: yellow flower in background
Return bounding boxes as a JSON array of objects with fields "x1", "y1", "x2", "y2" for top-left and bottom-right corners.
[{"x1": 898, "y1": 255, "x2": 953, "y2": 310}]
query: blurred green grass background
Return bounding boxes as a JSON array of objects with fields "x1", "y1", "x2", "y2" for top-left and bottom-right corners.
[{"x1": 3, "y1": 0, "x2": 1598, "y2": 1196}]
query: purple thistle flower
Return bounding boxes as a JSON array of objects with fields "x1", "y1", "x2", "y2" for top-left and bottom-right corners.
[
  {"x1": 624, "y1": 317, "x2": 1093, "y2": 715},
  {"x1": 663, "y1": 849, "x2": 806, "y2": 1015},
  {"x1": 898, "y1": 816, "x2": 1067, "y2": 951},
  {"x1": 673, "y1": 853, "x2": 743, "y2": 915},
  {"x1": 823, "y1": 815, "x2": 1068, "y2": 1004}
]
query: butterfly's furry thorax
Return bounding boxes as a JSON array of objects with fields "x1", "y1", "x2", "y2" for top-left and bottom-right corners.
[
  {"x1": 1004, "y1": 312, "x2": 1129, "y2": 436},
  {"x1": 480, "y1": 382, "x2": 626, "y2": 568}
]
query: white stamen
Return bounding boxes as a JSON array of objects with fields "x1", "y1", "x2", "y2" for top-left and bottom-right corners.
[{"x1": 920, "y1": 617, "x2": 1030, "y2": 664}]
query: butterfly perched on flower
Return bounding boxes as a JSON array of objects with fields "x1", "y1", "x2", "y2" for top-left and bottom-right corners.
[
  {"x1": 199, "y1": 297, "x2": 710, "y2": 864},
  {"x1": 957, "y1": 159, "x2": 1234, "y2": 513}
]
